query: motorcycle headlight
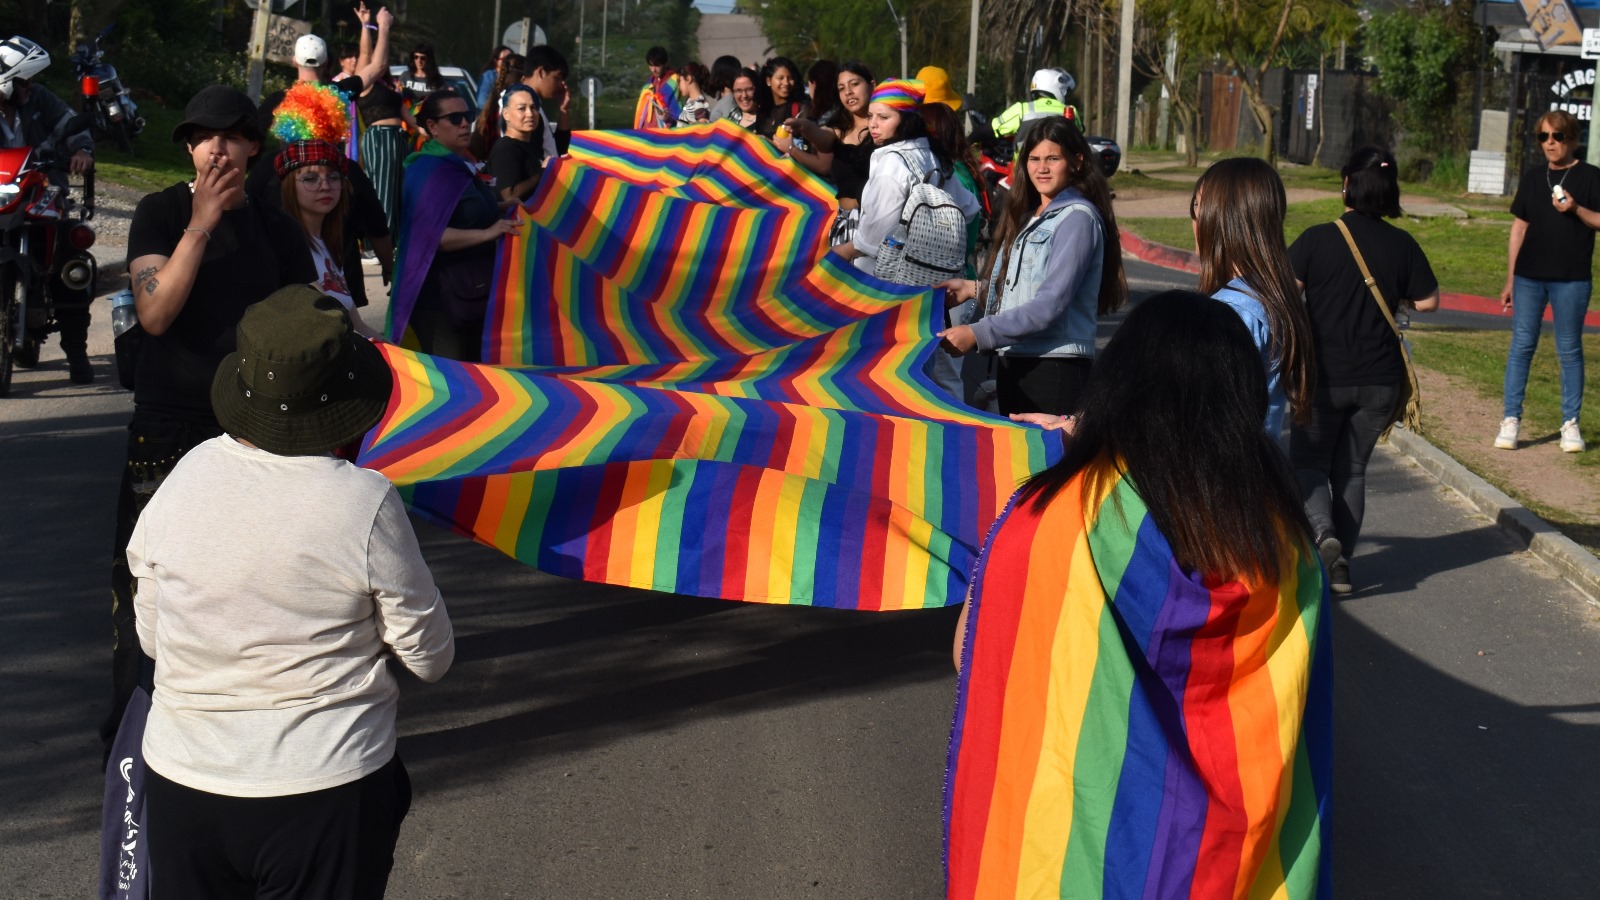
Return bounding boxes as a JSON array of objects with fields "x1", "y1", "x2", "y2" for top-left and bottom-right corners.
[{"x1": 0, "y1": 183, "x2": 19, "y2": 201}]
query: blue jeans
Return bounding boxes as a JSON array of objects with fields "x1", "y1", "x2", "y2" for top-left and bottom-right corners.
[
  {"x1": 1290, "y1": 383, "x2": 1400, "y2": 555},
  {"x1": 1504, "y1": 276, "x2": 1590, "y2": 422}
]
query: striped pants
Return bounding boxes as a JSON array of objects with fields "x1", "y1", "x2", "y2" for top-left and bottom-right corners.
[{"x1": 362, "y1": 124, "x2": 408, "y2": 237}]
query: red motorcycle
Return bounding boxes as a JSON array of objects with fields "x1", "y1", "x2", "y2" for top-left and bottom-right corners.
[{"x1": 0, "y1": 140, "x2": 96, "y2": 396}]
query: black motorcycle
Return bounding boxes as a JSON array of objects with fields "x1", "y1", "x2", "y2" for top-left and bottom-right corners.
[{"x1": 69, "y1": 25, "x2": 143, "y2": 153}]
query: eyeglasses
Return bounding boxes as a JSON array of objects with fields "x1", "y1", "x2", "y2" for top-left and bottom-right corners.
[
  {"x1": 430, "y1": 111, "x2": 471, "y2": 127},
  {"x1": 296, "y1": 172, "x2": 343, "y2": 188},
  {"x1": 1539, "y1": 131, "x2": 1569, "y2": 143}
]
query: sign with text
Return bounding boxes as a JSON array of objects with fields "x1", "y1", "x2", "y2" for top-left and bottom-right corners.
[
  {"x1": 1584, "y1": 27, "x2": 1600, "y2": 58},
  {"x1": 264, "y1": 15, "x2": 311, "y2": 67},
  {"x1": 1519, "y1": 0, "x2": 1584, "y2": 50}
]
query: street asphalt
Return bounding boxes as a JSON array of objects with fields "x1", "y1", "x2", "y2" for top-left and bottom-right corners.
[{"x1": 3, "y1": 262, "x2": 1599, "y2": 897}]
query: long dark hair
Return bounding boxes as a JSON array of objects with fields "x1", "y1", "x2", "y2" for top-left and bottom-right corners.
[
  {"x1": 981, "y1": 116, "x2": 1125, "y2": 316},
  {"x1": 410, "y1": 43, "x2": 442, "y2": 88},
  {"x1": 1020, "y1": 291, "x2": 1312, "y2": 581},
  {"x1": 874, "y1": 105, "x2": 928, "y2": 147},
  {"x1": 758, "y1": 56, "x2": 802, "y2": 119},
  {"x1": 919, "y1": 101, "x2": 978, "y2": 186},
  {"x1": 709, "y1": 55, "x2": 742, "y2": 97},
  {"x1": 1191, "y1": 157, "x2": 1314, "y2": 425},
  {"x1": 834, "y1": 61, "x2": 874, "y2": 139},
  {"x1": 280, "y1": 164, "x2": 350, "y2": 268},
  {"x1": 805, "y1": 59, "x2": 840, "y2": 122}
]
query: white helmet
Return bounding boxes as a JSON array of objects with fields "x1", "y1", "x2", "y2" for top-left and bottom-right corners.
[
  {"x1": 294, "y1": 34, "x2": 329, "y2": 68},
  {"x1": 1028, "y1": 68, "x2": 1075, "y2": 103},
  {"x1": 0, "y1": 36, "x2": 50, "y2": 100}
]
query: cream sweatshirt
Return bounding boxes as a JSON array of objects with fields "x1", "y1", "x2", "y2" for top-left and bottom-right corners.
[{"x1": 130, "y1": 435, "x2": 454, "y2": 797}]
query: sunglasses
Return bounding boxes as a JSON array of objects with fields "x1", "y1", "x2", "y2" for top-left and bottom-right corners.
[
  {"x1": 1538, "y1": 131, "x2": 1569, "y2": 143},
  {"x1": 429, "y1": 111, "x2": 471, "y2": 127}
]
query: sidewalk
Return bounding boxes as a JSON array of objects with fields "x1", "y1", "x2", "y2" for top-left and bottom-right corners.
[{"x1": 1114, "y1": 158, "x2": 1600, "y2": 602}]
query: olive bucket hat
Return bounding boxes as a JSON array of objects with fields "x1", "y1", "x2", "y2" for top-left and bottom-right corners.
[{"x1": 211, "y1": 285, "x2": 392, "y2": 456}]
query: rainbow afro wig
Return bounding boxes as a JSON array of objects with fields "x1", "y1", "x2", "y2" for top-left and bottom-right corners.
[{"x1": 271, "y1": 81, "x2": 350, "y2": 145}]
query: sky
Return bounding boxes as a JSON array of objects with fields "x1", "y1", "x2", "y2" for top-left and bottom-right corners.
[{"x1": 692, "y1": 1, "x2": 740, "y2": 13}]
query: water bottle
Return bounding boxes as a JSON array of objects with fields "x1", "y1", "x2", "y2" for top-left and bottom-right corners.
[{"x1": 110, "y1": 289, "x2": 137, "y2": 337}]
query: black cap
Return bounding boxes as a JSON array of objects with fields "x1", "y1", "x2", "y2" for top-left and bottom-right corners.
[{"x1": 172, "y1": 85, "x2": 262, "y2": 144}]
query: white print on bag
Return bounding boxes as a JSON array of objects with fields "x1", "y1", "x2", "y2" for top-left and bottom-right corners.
[{"x1": 117, "y1": 756, "x2": 139, "y2": 889}]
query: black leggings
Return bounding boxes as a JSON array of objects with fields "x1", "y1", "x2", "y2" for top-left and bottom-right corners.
[{"x1": 996, "y1": 355, "x2": 1093, "y2": 417}]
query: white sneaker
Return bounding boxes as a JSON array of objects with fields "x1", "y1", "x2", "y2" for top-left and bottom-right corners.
[
  {"x1": 1494, "y1": 416, "x2": 1520, "y2": 450},
  {"x1": 1561, "y1": 418, "x2": 1586, "y2": 453}
]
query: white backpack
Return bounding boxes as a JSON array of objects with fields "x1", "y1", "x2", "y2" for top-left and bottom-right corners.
[{"x1": 874, "y1": 149, "x2": 968, "y2": 287}]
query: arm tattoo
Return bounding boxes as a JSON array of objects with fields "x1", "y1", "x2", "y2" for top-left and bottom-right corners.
[{"x1": 134, "y1": 265, "x2": 158, "y2": 296}]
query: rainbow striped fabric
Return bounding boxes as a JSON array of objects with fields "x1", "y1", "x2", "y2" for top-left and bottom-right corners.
[
  {"x1": 946, "y1": 468, "x2": 1332, "y2": 897},
  {"x1": 358, "y1": 122, "x2": 1060, "y2": 609},
  {"x1": 634, "y1": 74, "x2": 683, "y2": 128}
]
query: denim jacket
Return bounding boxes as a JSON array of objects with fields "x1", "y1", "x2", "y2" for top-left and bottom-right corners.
[{"x1": 968, "y1": 189, "x2": 1103, "y2": 358}]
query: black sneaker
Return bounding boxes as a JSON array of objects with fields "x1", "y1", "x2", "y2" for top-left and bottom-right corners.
[
  {"x1": 67, "y1": 350, "x2": 93, "y2": 384},
  {"x1": 1328, "y1": 558, "x2": 1352, "y2": 595}
]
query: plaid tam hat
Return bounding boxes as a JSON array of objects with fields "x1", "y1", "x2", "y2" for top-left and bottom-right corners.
[
  {"x1": 274, "y1": 139, "x2": 347, "y2": 177},
  {"x1": 870, "y1": 79, "x2": 924, "y2": 112}
]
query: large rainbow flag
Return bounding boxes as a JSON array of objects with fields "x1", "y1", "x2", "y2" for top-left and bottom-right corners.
[
  {"x1": 358, "y1": 122, "x2": 1060, "y2": 609},
  {"x1": 946, "y1": 468, "x2": 1332, "y2": 897}
]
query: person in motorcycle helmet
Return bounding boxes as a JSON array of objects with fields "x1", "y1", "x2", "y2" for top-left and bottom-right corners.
[
  {"x1": 982, "y1": 67, "x2": 1081, "y2": 146},
  {"x1": 0, "y1": 35, "x2": 97, "y2": 383}
]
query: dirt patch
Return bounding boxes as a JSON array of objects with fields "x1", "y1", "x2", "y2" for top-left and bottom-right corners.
[{"x1": 1415, "y1": 366, "x2": 1600, "y2": 550}]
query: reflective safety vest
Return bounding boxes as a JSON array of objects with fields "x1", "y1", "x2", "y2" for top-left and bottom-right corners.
[{"x1": 992, "y1": 97, "x2": 1080, "y2": 140}]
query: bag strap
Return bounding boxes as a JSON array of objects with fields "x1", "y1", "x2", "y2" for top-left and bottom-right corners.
[{"x1": 1333, "y1": 218, "x2": 1404, "y2": 341}]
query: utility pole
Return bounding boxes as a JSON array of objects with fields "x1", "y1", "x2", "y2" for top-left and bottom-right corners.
[
  {"x1": 965, "y1": 0, "x2": 979, "y2": 96},
  {"x1": 245, "y1": 0, "x2": 273, "y2": 104},
  {"x1": 492, "y1": 0, "x2": 502, "y2": 53},
  {"x1": 577, "y1": 0, "x2": 585, "y2": 66},
  {"x1": 1115, "y1": 0, "x2": 1133, "y2": 150},
  {"x1": 602, "y1": 0, "x2": 608, "y2": 67},
  {"x1": 885, "y1": 0, "x2": 907, "y2": 78}
]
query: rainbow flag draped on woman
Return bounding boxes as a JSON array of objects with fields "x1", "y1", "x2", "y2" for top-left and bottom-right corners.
[
  {"x1": 358, "y1": 123, "x2": 1059, "y2": 610},
  {"x1": 946, "y1": 468, "x2": 1332, "y2": 898}
]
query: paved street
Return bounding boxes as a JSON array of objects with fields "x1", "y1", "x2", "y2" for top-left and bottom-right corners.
[{"x1": 4, "y1": 263, "x2": 1600, "y2": 897}]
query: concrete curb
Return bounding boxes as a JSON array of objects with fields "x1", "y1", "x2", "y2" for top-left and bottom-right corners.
[{"x1": 1385, "y1": 426, "x2": 1600, "y2": 604}]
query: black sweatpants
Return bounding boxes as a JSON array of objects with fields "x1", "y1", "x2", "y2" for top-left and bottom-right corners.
[
  {"x1": 145, "y1": 755, "x2": 412, "y2": 900},
  {"x1": 996, "y1": 355, "x2": 1093, "y2": 417}
]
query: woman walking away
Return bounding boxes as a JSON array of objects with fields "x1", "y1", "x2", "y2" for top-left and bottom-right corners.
[
  {"x1": 935, "y1": 115, "x2": 1124, "y2": 417},
  {"x1": 133, "y1": 287, "x2": 454, "y2": 900},
  {"x1": 947, "y1": 291, "x2": 1331, "y2": 900},
  {"x1": 1190, "y1": 156, "x2": 1316, "y2": 443},
  {"x1": 389, "y1": 90, "x2": 520, "y2": 362},
  {"x1": 1290, "y1": 146, "x2": 1438, "y2": 594},
  {"x1": 1498, "y1": 109, "x2": 1597, "y2": 453}
]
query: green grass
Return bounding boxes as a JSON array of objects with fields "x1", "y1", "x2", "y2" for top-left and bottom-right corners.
[
  {"x1": 1407, "y1": 325, "x2": 1600, "y2": 465},
  {"x1": 1121, "y1": 199, "x2": 1517, "y2": 299},
  {"x1": 1109, "y1": 170, "x2": 1195, "y2": 193},
  {"x1": 88, "y1": 103, "x2": 194, "y2": 194}
]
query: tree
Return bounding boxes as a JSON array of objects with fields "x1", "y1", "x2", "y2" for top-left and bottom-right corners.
[
  {"x1": 1134, "y1": 0, "x2": 1203, "y2": 166},
  {"x1": 753, "y1": 0, "x2": 979, "y2": 87},
  {"x1": 1366, "y1": 5, "x2": 1473, "y2": 154},
  {"x1": 1177, "y1": 0, "x2": 1357, "y2": 161}
]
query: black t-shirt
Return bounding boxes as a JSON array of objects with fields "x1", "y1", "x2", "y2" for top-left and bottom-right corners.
[
  {"x1": 832, "y1": 138, "x2": 873, "y2": 202},
  {"x1": 1289, "y1": 212, "x2": 1438, "y2": 388},
  {"x1": 486, "y1": 136, "x2": 543, "y2": 200},
  {"x1": 126, "y1": 185, "x2": 317, "y2": 421},
  {"x1": 1510, "y1": 160, "x2": 1600, "y2": 281}
]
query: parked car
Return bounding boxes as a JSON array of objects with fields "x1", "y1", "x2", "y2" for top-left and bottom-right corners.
[{"x1": 388, "y1": 64, "x2": 480, "y2": 120}]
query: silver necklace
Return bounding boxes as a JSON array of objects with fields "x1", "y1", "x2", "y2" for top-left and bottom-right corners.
[{"x1": 1548, "y1": 159, "x2": 1579, "y2": 192}]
